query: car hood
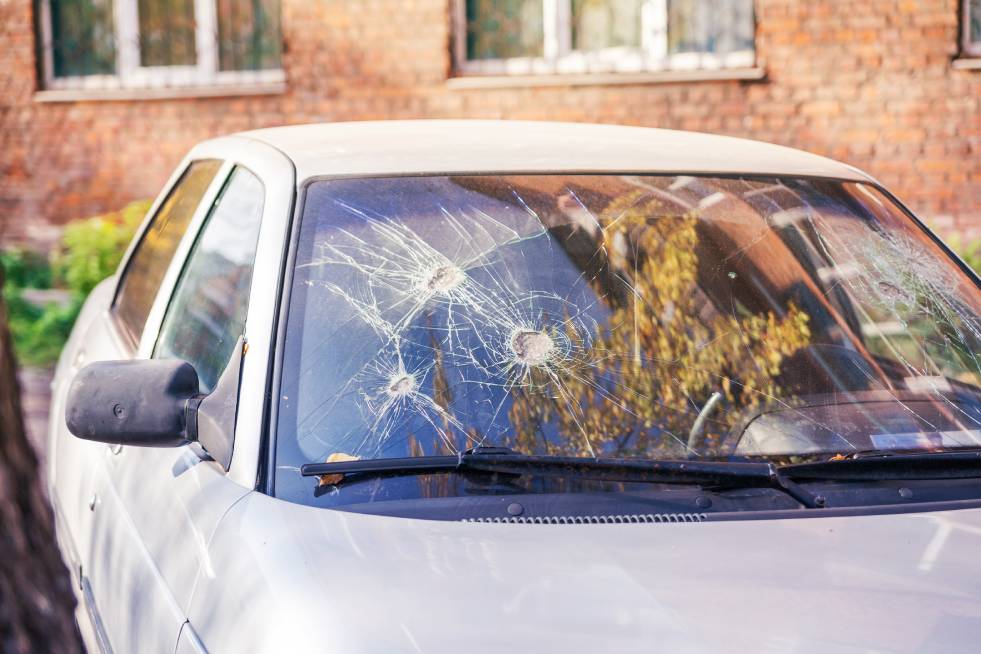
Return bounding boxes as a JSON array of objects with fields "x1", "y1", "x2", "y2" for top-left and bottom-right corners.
[{"x1": 191, "y1": 494, "x2": 981, "y2": 653}]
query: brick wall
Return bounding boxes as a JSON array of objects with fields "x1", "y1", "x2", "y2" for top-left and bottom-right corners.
[{"x1": 1, "y1": 0, "x2": 978, "y2": 244}]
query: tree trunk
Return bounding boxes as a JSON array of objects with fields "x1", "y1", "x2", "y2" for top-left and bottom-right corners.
[{"x1": 0, "y1": 265, "x2": 83, "y2": 653}]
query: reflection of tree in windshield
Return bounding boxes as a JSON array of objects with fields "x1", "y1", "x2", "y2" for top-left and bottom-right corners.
[{"x1": 506, "y1": 191, "x2": 812, "y2": 459}]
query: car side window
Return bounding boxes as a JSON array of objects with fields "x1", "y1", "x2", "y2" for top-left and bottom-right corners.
[
  {"x1": 153, "y1": 166, "x2": 265, "y2": 392},
  {"x1": 113, "y1": 159, "x2": 223, "y2": 343}
]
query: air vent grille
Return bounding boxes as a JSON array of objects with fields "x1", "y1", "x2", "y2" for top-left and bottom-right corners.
[{"x1": 463, "y1": 513, "x2": 707, "y2": 525}]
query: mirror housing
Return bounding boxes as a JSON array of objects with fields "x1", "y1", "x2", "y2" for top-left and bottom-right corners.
[
  {"x1": 64, "y1": 337, "x2": 244, "y2": 469},
  {"x1": 189, "y1": 337, "x2": 244, "y2": 470},
  {"x1": 66, "y1": 359, "x2": 200, "y2": 447}
]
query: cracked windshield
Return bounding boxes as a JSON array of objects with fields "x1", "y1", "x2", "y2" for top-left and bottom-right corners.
[{"x1": 275, "y1": 174, "x2": 981, "y2": 503}]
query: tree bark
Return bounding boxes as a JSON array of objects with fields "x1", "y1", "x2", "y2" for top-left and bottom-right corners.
[{"x1": 0, "y1": 265, "x2": 83, "y2": 653}]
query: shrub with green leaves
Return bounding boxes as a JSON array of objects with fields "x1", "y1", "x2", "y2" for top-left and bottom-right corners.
[
  {"x1": 1, "y1": 200, "x2": 148, "y2": 367},
  {"x1": 54, "y1": 200, "x2": 150, "y2": 295},
  {"x1": 4, "y1": 292, "x2": 82, "y2": 367},
  {"x1": 0, "y1": 249, "x2": 52, "y2": 290}
]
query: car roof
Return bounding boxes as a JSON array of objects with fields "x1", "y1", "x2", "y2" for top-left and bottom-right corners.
[{"x1": 234, "y1": 120, "x2": 870, "y2": 183}]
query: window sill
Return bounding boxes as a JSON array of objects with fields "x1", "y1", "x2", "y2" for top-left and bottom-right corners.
[
  {"x1": 951, "y1": 57, "x2": 981, "y2": 70},
  {"x1": 33, "y1": 81, "x2": 286, "y2": 103},
  {"x1": 446, "y1": 67, "x2": 766, "y2": 90}
]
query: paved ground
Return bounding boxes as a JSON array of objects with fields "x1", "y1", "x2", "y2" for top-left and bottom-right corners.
[{"x1": 19, "y1": 366, "x2": 54, "y2": 470}]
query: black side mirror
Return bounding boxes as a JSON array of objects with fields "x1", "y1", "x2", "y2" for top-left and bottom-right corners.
[
  {"x1": 65, "y1": 337, "x2": 244, "y2": 469},
  {"x1": 66, "y1": 359, "x2": 199, "y2": 447}
]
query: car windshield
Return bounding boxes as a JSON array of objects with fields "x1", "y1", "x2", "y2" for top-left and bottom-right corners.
[{"x1": 274, "y1": 174, "x2": 981, "y2": 507}]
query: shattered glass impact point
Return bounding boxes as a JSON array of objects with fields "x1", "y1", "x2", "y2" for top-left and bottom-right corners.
[
  {"x1": 510, "y1": 328, "x2": 556, "y2": 366},
  {"x1": 420, "y1": 264, "x2": 465, "y2": 294},
  {"x1": 388, "y1": 373, "x2": 417, "y2": 396}
]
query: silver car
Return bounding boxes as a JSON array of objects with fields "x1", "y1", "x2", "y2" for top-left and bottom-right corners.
[{"x1": 50, "y1": 121, "x2": 981, "y2": 653}]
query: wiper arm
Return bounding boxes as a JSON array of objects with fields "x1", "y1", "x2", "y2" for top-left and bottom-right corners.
[
  {"x1": 781, "y1": 450, "x2": 981, "y2": 482},
  {"x1": 300, "y1": 447, "x2": 823, "y2": 507}
]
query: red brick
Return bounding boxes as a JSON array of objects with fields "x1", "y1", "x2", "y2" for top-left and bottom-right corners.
[{"x1": 0, "y1": 0, "x2": 978, "y2": 244}]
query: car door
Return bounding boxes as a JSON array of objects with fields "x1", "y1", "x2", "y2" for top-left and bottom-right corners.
[
  {"x1": 85, "y1": 140, "x2": 295, "y2": 654},
  {"x1": 49, "y1": 157, "x2": 225, "y2": 651},
  {"x1": 90, "y1": 164, "x2": 263, "y2": 653}
]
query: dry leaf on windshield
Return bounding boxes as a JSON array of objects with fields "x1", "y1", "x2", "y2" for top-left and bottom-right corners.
[{"x1": 318, "y1": 452, "x2": 361, "y2": 487}]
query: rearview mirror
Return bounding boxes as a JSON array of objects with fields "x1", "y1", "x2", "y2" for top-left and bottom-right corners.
[
  {"x1": 65, "y1": 337, "x2": 245, "y2": 469},
  {"x1": 65, "y1": 359, "x2": 200, "y2": 447}
]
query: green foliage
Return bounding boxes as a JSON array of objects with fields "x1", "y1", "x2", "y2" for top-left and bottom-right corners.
[
  {"x1": 1, "y1": 261, "x2": 65, "y2": 367},
  {"x1": 4, "y1": 292, "x2": 83, "y2": 367},
  {"x1": 54, "y1": 200, "x2": 149, "y2": 295},
  {"x1": 1, "y1": 200, "x2": 148, "y2": 367},
  {"x1": 0, "y1": 248, "x2": 52, "y2": 289}
]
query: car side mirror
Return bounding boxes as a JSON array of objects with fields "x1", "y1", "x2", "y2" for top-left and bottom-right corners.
[
  {"x1": 65, "y1": 337, "x2": 245, "y2": 470},
  {"x1": 65, "y1": 359, "x2": 200, "y2": 447}
]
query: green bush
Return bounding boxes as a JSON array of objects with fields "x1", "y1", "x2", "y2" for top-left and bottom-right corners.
[
  {"x1": 1, "y1": 200, "x2": 148, "y2": 367},
  {"x1": 54, "y1": 200, "x2": 149, "y2": 295},
  {"x1": 0, "y1": 248, "x2": 52, "y2": 289},
  {"x1": 4, "y1": 292, "x2": 82, "y2": 367}
]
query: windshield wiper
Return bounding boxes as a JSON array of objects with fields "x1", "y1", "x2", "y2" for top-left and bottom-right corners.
[
  {"x1": 780, "y1": 450, "x2": 981, "y2": 482},
  {"x1": 299, "y1": 447, "x2": 823, "y2": 507}
]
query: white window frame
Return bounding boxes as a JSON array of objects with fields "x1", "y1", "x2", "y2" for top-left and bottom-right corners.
[
  {"x1": 452, "y1": 0, "x2": 755, "y2": 76},
  {"x1": 964, "y1": 0, "x2": 981, "y2": 57},
  {"x1": 37, "y1": 0, "x2": 284, "y2": 91}
]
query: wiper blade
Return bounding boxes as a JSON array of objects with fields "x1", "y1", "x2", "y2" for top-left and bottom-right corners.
[
  {"x1": 301, "y1": 447, "x2": 773, "y2": 485},
  {"x1": 781, "y1": 450, "x2": 981, "y2": 481},
  {"x1": 299, "y1": 447, "x2": 823, "y2": 507}
]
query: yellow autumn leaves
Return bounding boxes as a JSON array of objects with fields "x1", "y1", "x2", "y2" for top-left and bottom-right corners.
[{"x1": 509, "y1": 192, "x2": 812, "y2": 459}]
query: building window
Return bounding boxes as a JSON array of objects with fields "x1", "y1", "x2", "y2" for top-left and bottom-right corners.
[
  {"x1": 36, "y1": 0, "x2": 283, "y2": 92},
  {"x1": 453, "y1": 0, "x2": 755, "y2": 76},
  {"x1": 964, "y1": 0, "x2": 981, "y2": 57}
]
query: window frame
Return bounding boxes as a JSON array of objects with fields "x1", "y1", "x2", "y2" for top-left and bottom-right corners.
[
  {"x1": 152, "y1": 164, "x2": 266, "y2": 392},
  {"x1": 110, "y1": 158, "x2": 225, "y2": 350},
  {"x1": 36, "y1": 0, "x2": 284, "y2": 92},
  {"x1": 111, "y1": 136, "x2": 296, "y2": 489},
  {"x1": 451, "y1": 0, "x2": 756, "y2": 77},
  {"x1": 963, "y1": 0, "x2": 981, "y2": 58}
]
